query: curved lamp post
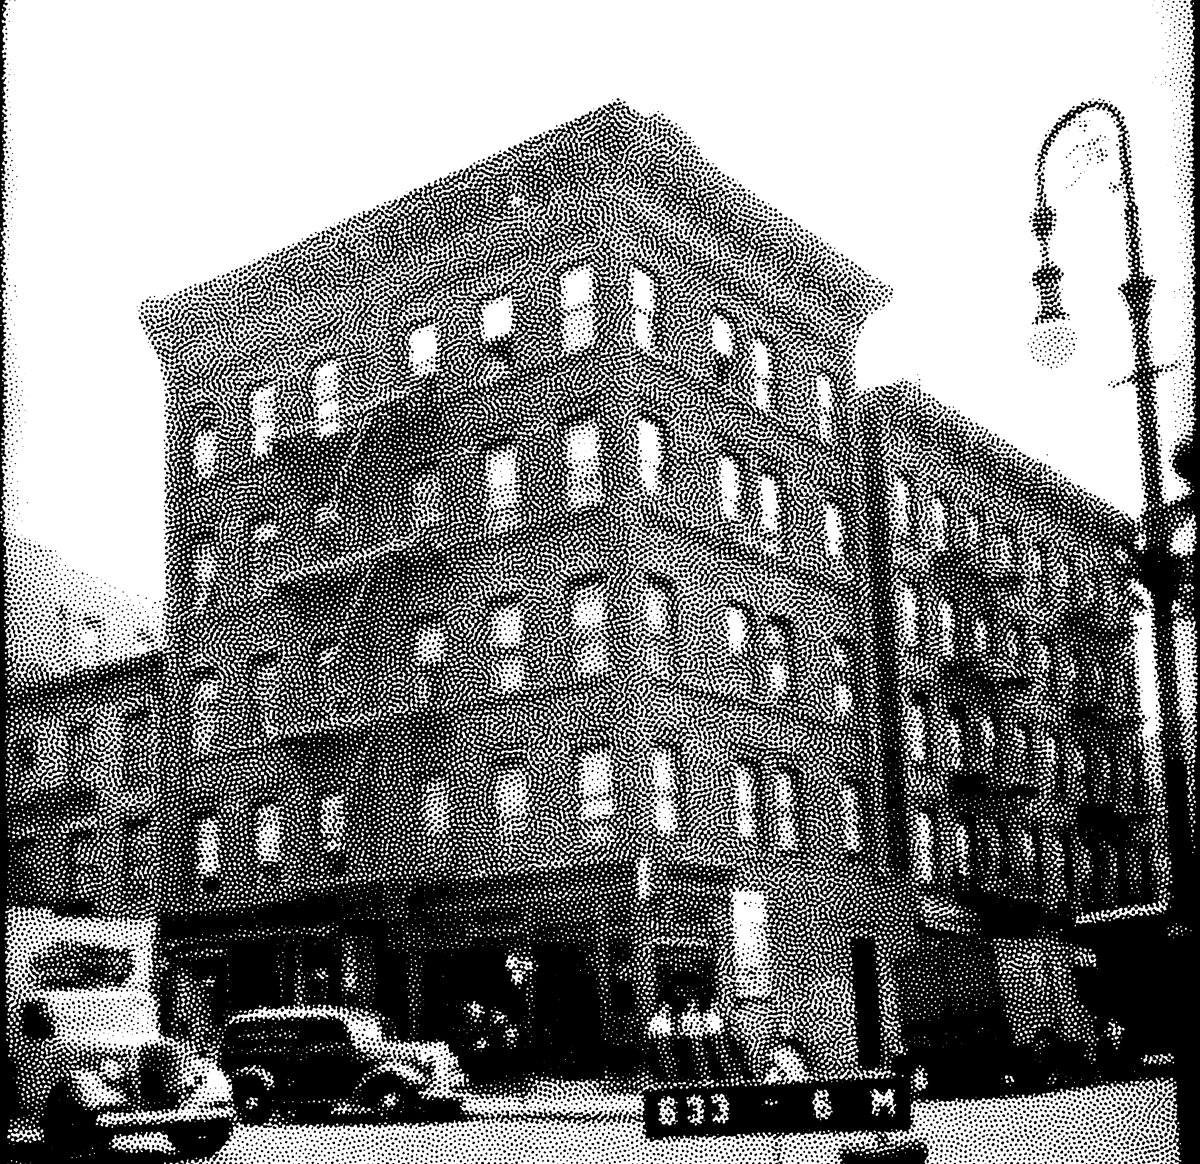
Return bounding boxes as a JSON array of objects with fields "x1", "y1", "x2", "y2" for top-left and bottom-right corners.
[{"x1": 1030, "y1": 99, "x2": 1192, "y2": 1141}]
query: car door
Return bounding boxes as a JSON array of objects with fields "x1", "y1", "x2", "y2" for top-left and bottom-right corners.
[{"x1": 305, "y1": 1018, "x2": 361, "y2": 1105}]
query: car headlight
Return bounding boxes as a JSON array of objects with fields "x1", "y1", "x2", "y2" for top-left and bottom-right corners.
[{"x1": 98, "y1": 1058, "x2": 126, "y2": 1086}]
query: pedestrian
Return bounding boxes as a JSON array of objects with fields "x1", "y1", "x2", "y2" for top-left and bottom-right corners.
[
  {"x1": 701, "y1": 1002, "x2": 737, "y2": 1081},
  {"x1": 647, "y1": 1002, "x2": 677, "y2": 1082},
  {"x1": 678, "y1": 997, "x2": 711, "y2": 1082}
]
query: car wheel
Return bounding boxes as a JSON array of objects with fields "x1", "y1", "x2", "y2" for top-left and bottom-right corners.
[
  {"x1": 41, "y1": 1086, "x2": 104, "y2": 1159},
  {"x1": 168, "y1": 1121, "x2": 234, "y2": 1160},
  {"x1": 233, "y1": 1075, "x2": 273, "y2": 1124},
  {"x1": 371, "y1": 1083, "x2": 412, "y2": 1123}
]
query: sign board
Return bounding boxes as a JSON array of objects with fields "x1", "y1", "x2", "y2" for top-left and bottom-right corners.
[{"x1": 643, "y1": 1077, "x2": 911, "y2": 1139}]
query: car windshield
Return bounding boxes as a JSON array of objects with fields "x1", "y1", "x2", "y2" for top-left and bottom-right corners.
[
  {"x1": 45, "y1": 991, "x2": 158, "y2": 1038},
  {"x1": 343, "y1": 1014, "x2": 389, "y2": 1047}
]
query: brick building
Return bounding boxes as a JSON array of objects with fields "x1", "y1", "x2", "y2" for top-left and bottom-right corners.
[
  {"x1": 850, "y1": 382, "x2": 1165, "y2": 1066},
  {"x1": 5, "y1": 538, "x2": 163, "y2": 920},
  {"x1": 139, "y1": 102, "x2": 921, "y2": 1075}
]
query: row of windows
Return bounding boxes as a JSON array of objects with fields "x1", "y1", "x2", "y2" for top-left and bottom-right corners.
[
  {"x1": 10, "y1": 819, "x2": 155, "y2": 907},
  {"x1": 895, "y1": 582, "x2": 1135, "y2": 701},
  {"x1": 189, "y1": 753, "x2": 865, "y2": 888},
  {"x1": 910, "y1": 807, "x2": 1157, "y2": 908},
  {"x1": 900, "y1": 695, "x2": 1139, "y2": 801},
  {"x1": 10, "y1": 707, "x2": 158, "y2": 785},
  {"x1": 191, "y1": 265, "x2": 840, "y2": 478},
  {"x1": 189, "y1": 581, "x2": 860, "y2": 752},
  {"x1": 889, "y1": 473, "x2": 1114, "y2": 608},
  {"x1": 192, "y1": 417, "x2": 849, "y2": 609}
]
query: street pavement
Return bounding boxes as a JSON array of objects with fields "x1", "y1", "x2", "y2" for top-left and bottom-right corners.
[{"x1": 7, "y1": 1080, "x2": 1179, "y2": 1163}]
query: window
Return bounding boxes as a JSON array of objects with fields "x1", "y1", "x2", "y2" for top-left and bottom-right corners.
[
  {"x1": 489, "y1": 601, "x2": 524, "y2": 693},
  {"x1": 1063, "y1": 739, "x2": 1086, "y2": 800},
  {"x1": 1010, "y1": 725, "x2": 1030, "y2": 780},
  {"x1": 717, "y1": 455, "x2": 741, "y2": 521},
  {"x1": 193, "y1": 537, "x2": 216, "y2": 612},
  {"x1": 1012, "y1": 826, "x2": 1037, "y2": 893},
  {"x1": 971, "y1": 613, "x2": 990, "y2": 656},
  {"x1": 651, "y1": 747, "x2": 681, "y2": 834},
  {"x1": 251, "y1": 653, "x2": 280, "y2": 741},
  {"x1": 561, "y1": 264, "x2": 595, "y2": 353},
  {"x1": 902, "y1": 696, "x2": 928, "y2": 764},
  {"x1": 317, "y1": 791, "x2": 345, "y2": 861},
  {"x1": 726, "y1": 603, "x2": 751, "y2": 658},
  {"x1": 313, "y1": 639, "x2": 339, "y2": 721},
  {"x1": 121, "y1": 707, "x2": 155, "y2": 785},
  {"x1": 711, "y1": 312, "x2": 734, "y2": 383},
  {"x1": 1028, "y1": 634, "x2": 1051, "y2": 680},
  {"x1": 832, "y1": 638, "x2": 855, "y2": 718},
  {"x1": 250, "y1": 383, "x2": 275, "y2": 459},
  {"x1": 254, "y1": 802, "x2": 281, "y2": 873},
  {"x1": 570, "y1": 579, "x2": 608, "y2": 678},
  {"x1": 408, "y1": 323, "x2": 437, "y2": 378},
  {"x1": 195, "y1": 814, "x2": 220, "y2": 887},
  {"x1": 897, "y1": 583, "x2": 919, "y2": 649},
  {"x1": 752, "y1": 339, "x2": 771, "y2": 411},
  {"x1": 66, "y1": 722, "x2": 92, "y2": 779},
  {"x1": 842, "y1": 781, "x2": 864, "y2": 856},
  {"x1": 312, "y1": 360, "x2": 340, "y2": 438},
  {"x1": 1045, "y1": 735, "x2": 1062, "y2": 796},
  {"x1": 194, "y1": 412, "x2": 218, "y2": 479},
  {"x1": 644, "y1": 577, "x2": 675, "y2": 677},
  {"x1": 631, "y1": 266, "x2": 656, "y2": 351},
  {"x1": 759, "y1": 474, "x2": 781, "y2": 542},
  {"x1": 774, "y1": 769, "x2": 799, "y2": 851},
  {"x1": 577, "y1": 747, "x2": 614, "y2": 843},
  {"x1": 412, "y1": 618, "x2": 445, "y2": 703},
  {"x1": 929, "y1": 496, "x2": 949, "y2": 552},
  {"x1": 733, "y1": 761, "x2": 760, "y2": 840},
  {"x1": 494, "y1": 761, "x2": 527, "y2": 834},
  {"x1": 935, "y1": 595, "x2": 956, "y2": 658},
  {"x1": 912, "y1": 810, "x2": 935, "y2": 885},
  {"x1": 815, "y1": 373, "x2": 834, "y2": 443},
  {"x1": 951, "y1": 820, "x2": 972, "y2": 885},
  {"x1": 824, "y1": 500, "x2": 845, "y2": 560},
  {"x1": 962, "y1": 507, "x2": 981, "y2": 549},
  {"x1": 123, "y1": 819, "x2": 153, "y2": 902},
  {"x1": 564, "y1": 418, "x2": 603, "y2": 511},
  {"x1": 485, "y1": 443, "x2": 520, "y2": 527},
  {"x1": 890, "y1": 473, "x2": 913, "y2": 539},
  {"x1": 637, "y1": 417, "x2": 664, "y2": 494},
  {"x1": 423, "y1": 778, "x2": 449, "y2": 836},
  {"x1": 481, "y1": 293, "x2": 514, "y2": 375},
  {"x1": 249, "y1": 517, "x2": 278, "y2": 597},
  {"x1": 1029, "y1": 544, "x2": 1045, "y2": 594},
  {"x1": 192, "y1": 670, "x2": 219, "y2": 756},
  {"x1": 945, "y1": 710, "x2": 965, "y2": 772},
  {"x1": 760, "y1": 618, "x2": 792, "y2": 700},
  {"x1": 67, "y1": 828, "x2": 100, "y2": 904},
  {"x1": 411, "y1": 467, "x2": 442, "y2": 528}
]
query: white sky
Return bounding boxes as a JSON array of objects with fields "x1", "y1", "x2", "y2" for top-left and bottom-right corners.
[{"x1": 3, "y1": 0, "x2": 1193, "y2": 618}]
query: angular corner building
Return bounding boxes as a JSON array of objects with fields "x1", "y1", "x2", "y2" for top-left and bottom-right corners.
[{"x1": 141, "y1": 101, "x2": 1155, "y2": 1077}]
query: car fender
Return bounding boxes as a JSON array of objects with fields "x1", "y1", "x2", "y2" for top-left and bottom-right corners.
[
  {"x1": 231, "y1": 1065, "x2": 276, "y2": 1093},
  {"x1": 64, "y1": 1070, "x2": 128, "y2": 1112},
  {"x1": 353, "y1": 1063, "x2": 425, "y2": 1102}
]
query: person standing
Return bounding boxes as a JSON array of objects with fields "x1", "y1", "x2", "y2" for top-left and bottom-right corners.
[
  {"x1": 678, "y1": 998, "x2": 711, "y2": 1082},
  {"x1": 647, "y1": 1002, "x2": 677, "y2": 1082}
]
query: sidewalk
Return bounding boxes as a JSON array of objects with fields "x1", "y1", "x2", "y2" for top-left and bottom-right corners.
[{"x1": 463, "y1": 1079, "x2": 641, "y2": 1122}]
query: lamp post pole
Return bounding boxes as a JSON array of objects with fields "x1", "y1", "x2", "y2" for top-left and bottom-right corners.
[{"x1": 1031, "y1": 98, "x2": 1192, "y2": 1144}]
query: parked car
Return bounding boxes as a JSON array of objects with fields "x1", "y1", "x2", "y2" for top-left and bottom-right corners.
[{"x1": 219, "y1": 1007, "x2": 467, "y2": 1124}]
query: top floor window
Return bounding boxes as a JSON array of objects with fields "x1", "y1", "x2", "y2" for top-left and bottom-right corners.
[
  {"x1": 411, "y1": 467, "x2": 442, "y2": 528},
  {"x1": 637, "y1": 417, "x2": 664, "y2": 495},
  {"x1": 192, "y1": 671, "x2": 219, "y2": 756},
  {"x1": 564, "y1": 418, "x2": 603, "y2": 511},
  {"x1": 717, "y1": 455, "x2": 741, "y2": 521},
  {"x1": 254, "y1": 802, "x2": 282, "y2": 872},
  {"x1": 570, "y1": 579, "x2": 609, "y2": 679},
  {"x1": 249, "y1": 517, "x2": 279, "y2": 597},
  {"x1": 971, "y1": 613, "x2": 990, "y2": 656},
  {"x1": 733, "y1": 761, "x2": 761, "y2": 841},
  {"x1": 815, "y1": 374, "x2": 834, "y2": 444},
  {"x1": 1029, "y1": 544, "x2": 1046, "y2": 594},
  {"x1": 902, "y1": 694, "x2": 928, "y2": 764},
  {"x1": 251, "y1": 653, "x2": 281, "y2": 741},
  {"x1": 832, "y1": 638, "x2": 855, "y2": 718},
  {"x1": 631, "y1": 267, "x2": 656, "y2": 351},
  {"x1": 890, "y1": 473, "x2": 913, "y2": 539},
  {"x1": 193, "y1": 411, "x2": 218, "y2": 479},
  {"x1": 759, "y1": 618, "x2": 792, "y2": 700},
  {"x1": 193, "y1": 537, "x2": 216, "y2": 612},
  {"x1": 912, "y1": 810, "x2": 935, "y2": 885},
  {"x1": 978, "y1": 714, "x2": 997, "y2": 773},
  {"x1": 759, "y1": 475, "x2": 781, "y2": 542},
  {"x1": 312, "y1": 360, "x2": 341, "y2": 438},
  {"x1": 711, "y1": 312, "x2": 734, "y2": 384},
  {"x1": 485, "y1": 443, "x2": 520, "y2": 527},
  {"x1": 651, "y1": 747, "x2": 681, "y2": 835},
  {"x1": 935, "y1": 595, "x2": 956, "y2": 658},
  {"x1": 577, "y1": 747, "x2": 615, "y2": 844},
  {"x1": 408, "y1": 324, "x2": 437, "y2": 378},
  {"x1": 644, "y1": 576, "x2": 675, "y2": 677},
  {"x1": 195, "y1": 814, "x2": 221, "y2": 884},
  {"x1": 897, "y1": 583, "x2": 919, "y2": 649},
  {"x1": 752, "y1": 339, "x2": 772, "y2": 412},
  {"x1": 929, "y1": 495, "x2": 949, "y2": 552},
  {"x1": 317, "y1": 790, "x2": 345, "y2": 859},
  {"x1": 561, "y1": 265, "x2": 595, "y2": 353},
  {"x1": 824, "y1": 501, "x2": 845, "y2": 560},
  {"x1": 250, "y1": 383, "x2": 275, "y2": 459},
  {"x1": 481, "y1": 293, "x2": 514, "y2": 376},
  {"x1": 725, "y1": 603, "x2": 751, "y2": 659},
  {"x1": 489, "y1": 601, "x2": 524, "y2": 694}
]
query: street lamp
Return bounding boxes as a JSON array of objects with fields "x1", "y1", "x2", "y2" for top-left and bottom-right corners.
[{"x1": 1030, "y1": 98, "x2": 1193, "y2": 1145}]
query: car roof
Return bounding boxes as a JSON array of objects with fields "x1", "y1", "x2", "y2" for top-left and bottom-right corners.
[{"x1": 226, "y1": 1006, "x2": 376, "y2": 1024}]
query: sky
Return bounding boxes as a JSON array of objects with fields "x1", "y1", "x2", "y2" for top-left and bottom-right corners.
[{"x1": 2, "y1": 0, "x2": 1194, "y2": 732}]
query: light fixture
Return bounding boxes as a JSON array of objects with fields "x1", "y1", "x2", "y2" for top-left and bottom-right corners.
[{"x1": 1028, "y1": 204, "x2": 1076, "y2": 367}]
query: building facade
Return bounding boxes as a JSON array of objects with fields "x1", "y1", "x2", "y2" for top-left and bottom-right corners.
[
  {"x1": 5, "y1": 538, "x2": 164, "y2": 921},
  {"x1": 140, "y1": 102, "x2": 923, "y2": 1076},
  {"x1": 850, "y1": 382, "x2": 1165, "y2": 1064}
]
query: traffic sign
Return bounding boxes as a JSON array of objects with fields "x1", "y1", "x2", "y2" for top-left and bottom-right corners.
[{"x1": 643, "y1": 1076, "x2": 911, "y2": 1139}]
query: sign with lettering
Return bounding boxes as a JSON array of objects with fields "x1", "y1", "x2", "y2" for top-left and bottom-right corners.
[{"x1": 643, "y1": 1077, "x2": 910, "y2": 1139}]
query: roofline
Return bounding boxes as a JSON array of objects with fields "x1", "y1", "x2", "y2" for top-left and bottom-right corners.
[
  {"x1": 7, "y1": 648, "x2": 164, "y2": 702},
  {"x1": 140, "y1": 101, "x2": 888, "y2": 344},
  {"x1": 853, "y1": 380, "x2": 1135, "y2": 543}
]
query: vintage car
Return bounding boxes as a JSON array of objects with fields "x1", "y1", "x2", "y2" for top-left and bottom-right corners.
[
  {"x1": 220, "y1": 1006, "x2": 467, "y2": 1124},
  {"x1": 7, "y1": 909, "x2": 237, "y2": 1159}
]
